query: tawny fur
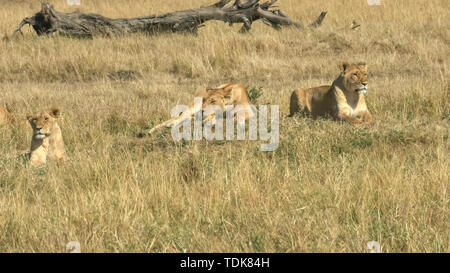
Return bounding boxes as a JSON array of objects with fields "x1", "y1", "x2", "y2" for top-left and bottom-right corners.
[
  {"x1": 26, "y1": 106, "x2": 66, "y2": 166},
  {"x1": 290, "y1": 62, "x2": 372, "y2": 124},
  {"x1": 146, "y1": 83, "x2": 255, "y2": 135},
  {"x1": 0, "y1": 105, "x2": 13, "y2": 126}
]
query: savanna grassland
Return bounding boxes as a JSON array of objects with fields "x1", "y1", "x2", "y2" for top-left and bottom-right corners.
[{"x1": 0, "y1": 0, "x2": 448, "y2": 252}]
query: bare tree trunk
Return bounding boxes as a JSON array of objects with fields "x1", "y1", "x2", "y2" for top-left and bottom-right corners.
[{"x1": 13, "y1": 0, "x2": 327, "y2": 38}]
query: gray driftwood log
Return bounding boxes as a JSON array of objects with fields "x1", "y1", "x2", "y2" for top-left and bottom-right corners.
[{"x1": 13, "y1": 0, "x2": 327, "y2": 38}]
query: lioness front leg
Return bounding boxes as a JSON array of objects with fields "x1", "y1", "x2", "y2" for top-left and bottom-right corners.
[
  {"x1": 360, "y1": 111, "x2": 372, "y2": 123},
  {"x1": 340, "y1": 113, "x2": 363, "y2": 125},
  {"x1": 202, "y1": 113, "x2": 216, "y2": 124},
  {"x1": 146, "y1": 111, "x2": 193, "y2": 135}
]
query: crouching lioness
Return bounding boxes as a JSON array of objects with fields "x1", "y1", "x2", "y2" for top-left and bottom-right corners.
[
  {"x1": 145, "y1": 83, "x2": 255, "y2": 135},
  {"x1": 290, "y1": 62, "x2": 372, "y2": 124},
  {"x1": 27, "y1": 106, "x2": 66, "y2": 166}
]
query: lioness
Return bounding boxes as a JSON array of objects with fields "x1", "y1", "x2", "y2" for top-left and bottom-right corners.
[
  {"x1": 26, "y1": 106, "x2": 66, "y2": 166},
  {"x1": 146, "y1": 83, "x2": 255, "y2": 135},
  {"x1": 0, "y1": 105, "x2": 13, "y2": 126},
  {"x1": 290, "y1": 62, "x2": 372, "y2": 124}
]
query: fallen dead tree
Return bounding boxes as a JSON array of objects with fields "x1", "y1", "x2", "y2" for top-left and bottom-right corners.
[{"x1": 13, "y1": 0, "x2": 327, "y2": 38}]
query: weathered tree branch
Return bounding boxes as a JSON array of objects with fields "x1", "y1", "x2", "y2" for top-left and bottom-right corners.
[{"x1": 13, "y1": 0, "x2": 327, "y2": 38}]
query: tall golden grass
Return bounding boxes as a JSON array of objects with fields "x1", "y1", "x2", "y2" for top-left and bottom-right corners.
[{"x1": 0, "y1": 0, "x2": 448, "y2": 252}]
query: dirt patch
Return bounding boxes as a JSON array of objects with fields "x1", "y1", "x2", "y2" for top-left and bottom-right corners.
[
  {"x1": 319, "y1": 33, "x2": 353, "y2": 53},
  {"x1": 369, "y1": 39, "x2": 410, "y2": 54},
  {"x1": 108, "y1": 70, "x2": 142, "y2": 81}
]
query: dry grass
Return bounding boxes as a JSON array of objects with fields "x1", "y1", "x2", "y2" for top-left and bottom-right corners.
[{"x1": 0, "y1": 0, "x2": 449, "y2": 252}]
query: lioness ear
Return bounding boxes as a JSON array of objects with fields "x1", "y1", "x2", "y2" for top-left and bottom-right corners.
[
  {"x1": 359, "y1": 64, "x2": 368, "y2": 72},
  {"x1": 26, "y1": 114, "x2": 34, "y2": 121},
  {"x1": 49, "y1": 106, "x2": 61, "y2": 118},
  {"x1": 340, "y1": 61, "x2": 350, "y2": 75}
]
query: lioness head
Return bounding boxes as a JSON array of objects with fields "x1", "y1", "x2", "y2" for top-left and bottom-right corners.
[
  {"x1": 340, "y1": 61, "x2": 368, "y2": 95},
  {"x1": 27, "y1": 106, "x2": 61, "y2": 140},
  {"x1": 203, "y1": 94, "x2": 225, "y2": 108}
]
